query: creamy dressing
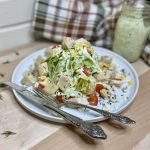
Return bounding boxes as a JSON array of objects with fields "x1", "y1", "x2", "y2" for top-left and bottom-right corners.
[{"x1": 113, "y1": 4, "x2": 150, "y2": 62}]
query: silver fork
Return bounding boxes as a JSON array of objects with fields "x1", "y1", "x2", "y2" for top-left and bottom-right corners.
[{"x1": 33, "y1": 88, "x2": 136, "y2": 124}]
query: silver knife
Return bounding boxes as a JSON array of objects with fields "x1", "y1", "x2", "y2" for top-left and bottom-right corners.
[{"x1": 4, "y1": 82, "x2": 107, "y2": 139}]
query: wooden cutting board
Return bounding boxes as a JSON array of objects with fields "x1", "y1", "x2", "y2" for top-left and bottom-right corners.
[{"x1": 0, "y1": 41, "x2": 150, "y2": 150}]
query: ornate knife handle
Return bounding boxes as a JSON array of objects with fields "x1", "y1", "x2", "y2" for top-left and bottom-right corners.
[{"x1": 43, "y1": 104, "x2": 107, "y2": 139}]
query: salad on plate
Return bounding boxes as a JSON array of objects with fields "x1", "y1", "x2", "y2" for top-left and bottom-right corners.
[{"x1": 21, "y1": 37, "x2": 131, "y2": 109}]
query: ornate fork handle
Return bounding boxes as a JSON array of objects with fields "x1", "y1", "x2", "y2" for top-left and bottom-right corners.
[
  {"x1": 63, "y1": 101, "x2": 136, "y2": 124},
  {"x1": 43, "y1": 104, "x2": 107, "y2": 139}
]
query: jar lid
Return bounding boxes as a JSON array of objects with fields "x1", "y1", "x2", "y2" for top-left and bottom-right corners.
[
  {"x1": 135, "y1": 1, "x2": 144, "y2": 8},
  {"x1": 128, "y1": 0, "x2": 145, "y2": 8}
]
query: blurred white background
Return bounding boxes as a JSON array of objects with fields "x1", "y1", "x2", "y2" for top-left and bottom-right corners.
[{"x1": 0, "y1": 0, "x2": 36, "y2": 52}]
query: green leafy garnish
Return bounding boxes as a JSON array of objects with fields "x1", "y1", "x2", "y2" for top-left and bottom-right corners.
[
  {"x1": 0, "y1": 83, "x2": 7, "y2": 88},
  {"x1": 2, "y1": 60, "x2": 10, "y2": 64},
  {"x1": 1, "y1": 131, "x2": 16, "y2": 137},
  {"x1": 0, "y1": 94, "x2": 3, "y2": 101}
]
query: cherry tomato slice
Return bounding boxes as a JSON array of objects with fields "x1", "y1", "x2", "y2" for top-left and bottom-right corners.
[
  {"x1": 56, "y1": 95, "x2": 63, "y2": 103},
  {"x1": 89, "y1": 93, "x2": 98, "y2": 106},
  {"x1": 37, "y1": 83, "x2": 45, "y2": 91},
  {"x1": 95, "y1": 84, "x2": 104, "y2": 93}
]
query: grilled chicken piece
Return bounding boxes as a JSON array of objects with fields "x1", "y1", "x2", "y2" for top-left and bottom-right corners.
[
  {"x1": 37, "y1": 62, "x2": 49, "y2": 76},
  {"x1": 69, "y1": 97, "x2": 89, "y2": 105},
  {"x1": 43, "y1": 83, "x2": 58, "y2": 94},
  {"x1": 101, "y1": 56, "x2": 112, "y2": 64},
  {"x1": 62, "y1": 37, "x2": 74, "y2": 50},
  {"x1": 57, "y1": 75, "x2": 69, "y2": 91}
]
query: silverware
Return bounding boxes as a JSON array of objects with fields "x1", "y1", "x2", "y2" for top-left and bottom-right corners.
[
  {"x1": 33, "y1": 88, "x2": 136, "y2": 124},
  {"x1": 4, "y1": 82, "x2": 107, "y2": 139}
]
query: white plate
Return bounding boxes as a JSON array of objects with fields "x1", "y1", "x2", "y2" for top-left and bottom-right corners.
[{"x1": 11, "y1": 46, "x2": 139, "y2": 123}]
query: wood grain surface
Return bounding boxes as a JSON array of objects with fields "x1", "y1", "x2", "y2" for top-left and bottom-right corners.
[{"x1": 0, "y1": 41, "x2": 149, "y2": 150}]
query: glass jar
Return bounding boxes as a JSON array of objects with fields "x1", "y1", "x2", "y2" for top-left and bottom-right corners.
[{"x1": 113, "y1": 0, "x2": 150, "y2": 62}]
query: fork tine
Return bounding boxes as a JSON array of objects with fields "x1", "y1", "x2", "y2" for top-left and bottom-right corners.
[
  {"x1": 32, "y1": 88, "x2": 60, "y2": 107},
  {"x1": 32, "y1": 88, "x2": 44, "y2": 98},
  {"x1": 33, "y1": 88, "x2": 50, "y2": 100},
  {"x1": 33, "y1": 88, "x2": 53, "y2": 100}
]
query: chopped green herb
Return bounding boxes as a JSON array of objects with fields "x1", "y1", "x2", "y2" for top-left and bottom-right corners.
[
  {"x1": 122, "y1": 87, "x2": 128, "y2": 93},
  {"x1": 121, "y1": 69, "x2": 126, "y2": 73},
  {"x1": 0, "y1": 83, "x2": 7, "y2": 88},
  {"x1": 0, "y1": 94, "x2": 3, "y2": 101},
  {"x1": 1, "y1": 131, "x2": 16, "y2": 137},
  {"x1": 2, "y1": 60, "x2": 10, "y2": 64},
  {"x1": 0, "y1": 73, "x2": 4, "y2": 78},
  {"x1": 15, "y1": 52, "x2": 20, "y2": 56}
]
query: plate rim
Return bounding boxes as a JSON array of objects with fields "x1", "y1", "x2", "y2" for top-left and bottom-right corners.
[{"x1": 11, "y1": 46, "x2": 139, "y2": 123}]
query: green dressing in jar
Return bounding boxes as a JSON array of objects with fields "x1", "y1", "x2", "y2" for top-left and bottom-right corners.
[{"x1": 113, "y1": 1, "x2": 150, "y2": 62}]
